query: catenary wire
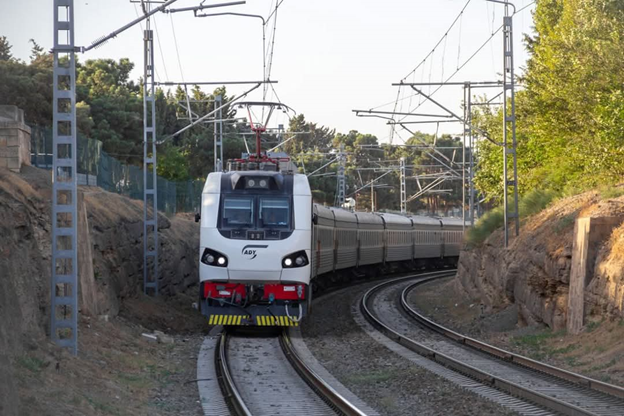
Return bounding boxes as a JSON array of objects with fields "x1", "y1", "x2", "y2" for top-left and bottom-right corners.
[{"x1": 151, "y1": 14, "x2": 170, "y2": 81}]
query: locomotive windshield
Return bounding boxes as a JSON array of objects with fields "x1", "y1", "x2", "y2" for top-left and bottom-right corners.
[
  {"x1": 259, "y1": 198, "x2": 290, "y2": 228},
  {"x1": 218, "y1": 194, "x2": 293, "y2": 239},
  {"x1": 223, "y1": 198, "x2": 254, "y2": 227}
]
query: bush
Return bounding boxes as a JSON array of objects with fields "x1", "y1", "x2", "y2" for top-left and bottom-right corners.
[
  {"x1": 466, "y1": 206, "x2": 504, "y2": 245},
  {"x1": 467, "y1": 189, "x2": 557, "y2": 245}
]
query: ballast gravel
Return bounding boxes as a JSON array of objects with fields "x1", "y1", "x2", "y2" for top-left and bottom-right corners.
[{"x1": 301, "y1": 282, "x2": 518, "y2": 416}]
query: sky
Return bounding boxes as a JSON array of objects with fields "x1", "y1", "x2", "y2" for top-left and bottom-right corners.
[{"x1": 1, "y1": 0, "x2": 536, "y2": 144}]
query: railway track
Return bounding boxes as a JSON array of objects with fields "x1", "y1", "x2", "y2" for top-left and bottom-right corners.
[
  {"x1": 215, "y1": 329, "x2": 366, "y2": 416},
  {"x1": 361, "y1": 272, "x2": 624, "y2": 416}
]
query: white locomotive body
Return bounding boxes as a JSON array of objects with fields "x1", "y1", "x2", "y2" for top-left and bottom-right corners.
[
  {"x1": 199, "y1": 170, "x2": 312, "y2": 326},
  {"x1": 197, "y1": 169, "x2": 466, "y2": 328}
]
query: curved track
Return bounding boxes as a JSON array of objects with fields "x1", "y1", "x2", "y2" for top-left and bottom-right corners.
[
  {"x1": 361, "y1": 273, "x2": 624, "y2": 416},
  {"x1": 215, "y1": 330, "x2": 366, "y2": 416}
]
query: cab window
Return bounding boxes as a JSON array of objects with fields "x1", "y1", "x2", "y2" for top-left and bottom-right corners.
[
  {"x1": 259, "y1": 198, "x2": 290, "y2": 228},
  {"x1": 223, "y1": 197, "x2": 253, "y2": 227}
]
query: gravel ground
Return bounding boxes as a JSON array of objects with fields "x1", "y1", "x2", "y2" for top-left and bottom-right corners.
[
  {"x1": 149, "y1": 334, "x2": 205, "y2": 415},
  {"x1": 301, "y1": 281, "x2": 518, "y2": 416}
]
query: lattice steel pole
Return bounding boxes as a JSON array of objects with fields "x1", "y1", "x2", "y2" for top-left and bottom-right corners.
[
  {"x1": 502, "y1": 1, "x2": 519, "y2": 246},
  {"x1": 336, "y1": 144, "x2": 346, "y2": 207},
  {"x1": 51, "y1": 0, "x2": 78, "y2": 355},
  {"x1": 143, "y1": 8, "x2": 159, "y2": 295},
  {"x1": 400, "y1": 157, "x2": 407, "y2": 213}
]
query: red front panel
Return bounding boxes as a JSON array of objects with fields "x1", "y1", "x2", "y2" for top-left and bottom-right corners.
[
  {"x1": 203, "y1": 282, "x2": 246, "y2": 299},
  {"x1": 202, "y1": 282, "x2": 306, "y2": 301},
  {"x1": 263, "y1": 284, "x2": 306, "y2": 301}
]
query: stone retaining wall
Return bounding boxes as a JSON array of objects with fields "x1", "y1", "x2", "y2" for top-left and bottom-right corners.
[{"x1": 0, "y1": 106, "x2": 31, "y2": 172}]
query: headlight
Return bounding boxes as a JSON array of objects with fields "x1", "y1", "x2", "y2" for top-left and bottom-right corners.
[
  {"x1": 202, "y1": 248, "x2": 228, "y2": 267},
  {"x1": 282, "y1": 251, "x2": 308, "y2": 268}
]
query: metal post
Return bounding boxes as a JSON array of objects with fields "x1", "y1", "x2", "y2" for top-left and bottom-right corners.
[
  {"x1": 214, "y1": 94, "x2": 222, "y2": 172},
  {"x1": 336, "y1": 144, "x2": 346, "y2": 207},
  {"x1": 468, "y1": 83, "x2": 475, "y2": 226},
  {"x1": 502, "y1": 1, "x2": 519, "y2": 246},
  {"x1": 143, "y1": 8, "x2": 159, "y2": 295},
  {"x1": 219, "y1": 97, "x2": 224, "y2": 171},
  {"x1": 400, "y1": 157, "x2": 407, "y2": 213},
  {"x1": 462, "y1": 84, "x2": 467, "y2": 231},
  {"x1": 52, "y1": 0, "x2": 78, "y2": 355},
  {"x1": 371, "y1": 179, "x2": 374, "y2": 212}
]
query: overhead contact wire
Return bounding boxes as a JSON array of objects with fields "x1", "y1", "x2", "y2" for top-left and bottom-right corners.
[{"x1": 151, "y1": 14, "x2": 170, "y2": 81}]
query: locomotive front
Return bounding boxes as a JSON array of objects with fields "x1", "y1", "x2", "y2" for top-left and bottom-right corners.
[{"x1": 198, "y1": 170, "x2": 312, "y2": 326}]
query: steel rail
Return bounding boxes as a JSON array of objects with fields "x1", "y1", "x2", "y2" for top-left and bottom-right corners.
[
  {"x1": 402, "y1": 277, "x2": 624, "y2": 400},
  {"x1": 215, "y1": 332, "x2": 253, "y2": 416},
  {"x1": 360, "y1": 273, "x2": 605, "y2": 416},
  {"x1": 280, "y1": 330, "x2": 367, "y2": 416}
]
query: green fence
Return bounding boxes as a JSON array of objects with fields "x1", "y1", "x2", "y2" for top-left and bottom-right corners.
[{"x1": 30, "y1": 126, "x2": 203, "y2": 215}]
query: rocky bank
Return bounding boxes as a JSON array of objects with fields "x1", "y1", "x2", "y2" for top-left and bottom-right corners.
[
  {"x1": 456, "y1": 190, "x2": 624, "y2": 331},
  {"x1": 0, "y1": 166, "x2": 201, "y2": 415}
]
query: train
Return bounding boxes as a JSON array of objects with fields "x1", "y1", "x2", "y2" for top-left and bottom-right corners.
[{"x1": 196, "y1": 168, "x2": 465, "y2": 327}]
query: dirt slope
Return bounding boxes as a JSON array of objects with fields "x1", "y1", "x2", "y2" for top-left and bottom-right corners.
[
  {"x1": 457, "y1": 191, "x2": 624, "y2": 330},
  {"x1": 0, "y1": 166, "x2": 204, "y2": 415}
]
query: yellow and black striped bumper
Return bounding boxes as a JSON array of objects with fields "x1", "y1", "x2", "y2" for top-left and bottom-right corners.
[
  {"x1": 207, "y1": 314, "x2": 299, "y2": 326},
  {"x1": 255, "y1": 315, "x2": 299, "y2": 326},
  {"x1": 208, "y1": 315, "x2": 244, "y2": 325}
]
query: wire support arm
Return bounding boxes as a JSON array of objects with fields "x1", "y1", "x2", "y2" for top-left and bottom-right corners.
[
  {"x1": 407, "y1": 86, "x2": 501, "y2": 146},
  {"x1": 353, "y1": 109, "x2": 452, "y2": 118},
  {"x1": 79, "y1": 0, "x2": 179, "y2": 52},
  {"x1": 156, "y1": 80, "x2": 277, "y2": 86},
  {"x1": 161, "y1": 82, "x2": 262, "y2": 142},
  {"x1": 397, "y1": 123, "x2": 463, "y2": 178},
  {"x1": 165, "y1": 0, "x2": 246, "y2": 14},
  {"x1": 348, "y1": 170, "x2": 394, "y2": 197}
]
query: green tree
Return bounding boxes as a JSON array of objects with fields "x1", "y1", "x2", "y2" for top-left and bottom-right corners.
[
  {"x1": 473, "y1": 0, "x2": 624, "y2": 202},
  {"x1": 0, "y1": 36, "x2": 13, "y2": 61}
]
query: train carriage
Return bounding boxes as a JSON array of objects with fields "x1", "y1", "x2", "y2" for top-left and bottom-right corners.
[
  {"x1": 440, "y1": 217, "x2": 464, "y2": 258},
  {"x1": 312, "y1": 204, "x2": 335, "y2": 277},
  {"x1": 380, "y1": 213, "x2": 414, "y2": 262},
  {"x1": 355, "y1": 212, "x2": 385, "y2": 267},
  {"x1": 331, "y1": 207, "x2": 358, "y2": 271},
  {"x1": 410, "y1": 216, "x2": 444, "y2": 259}
]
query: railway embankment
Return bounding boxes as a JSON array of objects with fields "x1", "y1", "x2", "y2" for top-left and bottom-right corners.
[
  {"x1": 0, "y1": 166, "x2": 205, "y2": 415},
  {"x1": 421, "y1": 189, "x2": 624, "y2": 385},
  {"x1": 457, "y1": 190, "x2": 624, "y2": 331}
]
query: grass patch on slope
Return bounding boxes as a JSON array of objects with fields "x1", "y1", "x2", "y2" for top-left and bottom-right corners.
[{"x1": 467, "y1": 189, "x2": 558, "y2": 245}]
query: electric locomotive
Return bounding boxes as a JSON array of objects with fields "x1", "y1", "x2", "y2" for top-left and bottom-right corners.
[{"x1": 198, "y1": 166, "x2": 312, "y2": 327}]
